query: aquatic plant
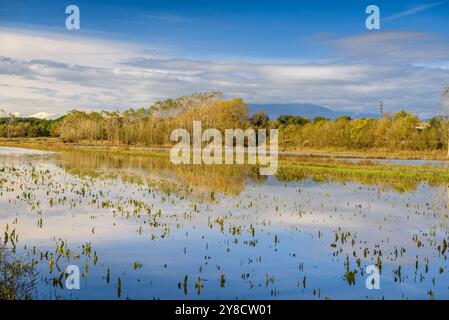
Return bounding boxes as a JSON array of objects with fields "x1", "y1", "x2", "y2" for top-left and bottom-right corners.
[{"x1": 0, "y1": 245, "x2": 37, "y2": 300}]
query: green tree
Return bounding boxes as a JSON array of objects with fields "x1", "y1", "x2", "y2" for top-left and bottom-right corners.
[
  {"x1": 250, "y1": 111, "x2": 269, "y2": 128},
  {"x1": 0, "y1": 109, "x2": 17, "y2": 138},
  {"x1": 277, "y1": 115, "x2": 309, "y2": 126},
  {"x1": 313, "y1": 116, "x2": 327, "y2": 124}
]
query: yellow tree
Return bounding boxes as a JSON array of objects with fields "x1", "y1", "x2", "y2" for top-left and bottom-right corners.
[
  {"x1": 210, "y1": 98, "x2": 249, "y2": 131},
  {"x1": 0, "y1": 109, "x2": 17, "y2": 138}
]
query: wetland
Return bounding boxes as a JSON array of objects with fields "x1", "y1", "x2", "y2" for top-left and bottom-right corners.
[{"x1": 0, "y1": 146, "x2": 449, "y2": 299}]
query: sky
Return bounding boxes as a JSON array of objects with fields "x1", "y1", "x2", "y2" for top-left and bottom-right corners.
[{"x1": 0, "y1": 0, "x2": 448, "y2": 118}]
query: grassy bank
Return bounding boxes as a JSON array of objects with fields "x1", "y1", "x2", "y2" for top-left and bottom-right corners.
[
  {"x1": 0, "y1": 138, "x2": 169, "y2": 158},
  {"x1": 277, "y1": 158, "x2": 449, "y2": 191},
  {"x1": 280, "y1": 147, "x2": 448, "y2": 160},
  {"x1": 1, "y1": 137, "x2": 448, "y2": 160}
]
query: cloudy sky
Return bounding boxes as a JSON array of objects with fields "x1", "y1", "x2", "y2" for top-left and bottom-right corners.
[{"x1": 0, "y1": 0, "x2": 448, "y2": 118}]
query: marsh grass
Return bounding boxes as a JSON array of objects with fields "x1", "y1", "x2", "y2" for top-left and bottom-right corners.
[
  {"x1": 277, "y1": 159, "x2": 449, "y2": 192},
  {"x1": 0, "y1": 245, "x2": 37, "y2": 300},
  {"x1": 47, "y1": 146, "x2": 449, "y2": 194},
  {"x1": 61, "y1": 147, "x2": 449, "y2": 191},
  {"x1": 1, "y1": 138, "x2": 449, "y2": 160}
]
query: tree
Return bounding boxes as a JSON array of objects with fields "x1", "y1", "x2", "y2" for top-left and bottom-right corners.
[
  {"x1": 350, "y1": 118, "x2": 376, "y2": 148},
  {"x1": 437, "y1": 87, "x2": 449, "y2": 157},
  {"x1": 0, "y1": 109, "x2": 17, "y2": 138},
  {"x1": 150, "y1": 91, "x2": 223, "y2": 118},
  {"x1": 388, "y1": 111, "x2": 419, "y2": 150},
  {"x1": 336, "y1": 116, "x2": 352, "y2": 122},
  {"x1": 277, "y1": 115, "x2": 309, "y2": 126},
  {"x1": 250, "y1": 111, "x2": 269, "y2": 128},
  {"x1": 207, "y1": 98, "x2": 249, "y2": 131},
  {"x1": 313, "y1": 116, "x2": 327, "y2": 124}
]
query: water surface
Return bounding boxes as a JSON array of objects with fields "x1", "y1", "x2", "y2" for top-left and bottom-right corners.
[{"x1": 1, "y1": 147, "x2": 448, "y2": 299}]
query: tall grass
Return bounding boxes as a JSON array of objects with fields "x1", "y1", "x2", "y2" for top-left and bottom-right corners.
[{"x1": 0, "y1": 246, "x2": 37, "y2": 300}]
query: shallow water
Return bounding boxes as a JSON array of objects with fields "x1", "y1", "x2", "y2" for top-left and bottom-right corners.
[
  {"x1": 0, "y1": 146, "x2": 51, "y2": 155},
  {"x1": 0, "y1": 147, "x2": 448, "y2": 299}
]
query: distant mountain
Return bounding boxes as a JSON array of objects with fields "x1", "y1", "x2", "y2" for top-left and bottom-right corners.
[{"x1": 247, "y1": 103, "x2": 378, "y2": 120}]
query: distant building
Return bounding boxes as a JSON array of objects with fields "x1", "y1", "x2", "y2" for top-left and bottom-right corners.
[{"x1": 415, "y1": 122, "x2": 430, "y2": 130}]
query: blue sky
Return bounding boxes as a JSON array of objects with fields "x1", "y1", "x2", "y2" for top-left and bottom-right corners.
[{"x1": 0, "y1": 0, "x2": 448, "y2": 118}]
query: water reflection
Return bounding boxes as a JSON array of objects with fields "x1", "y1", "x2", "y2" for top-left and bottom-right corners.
[
  {"x1": 0, "y1": 147, "x2": 448, "y2": 300},
  {"x1": 56, "y1": 151, "x2": 256, "y2": 201}
]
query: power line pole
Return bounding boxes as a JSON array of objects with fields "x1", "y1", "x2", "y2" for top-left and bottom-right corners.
[{"x1": 379, "y1": 101, "x2": 384, "y2": 118}]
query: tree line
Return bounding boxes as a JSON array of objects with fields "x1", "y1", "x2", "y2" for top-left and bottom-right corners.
[
  {"x1": 278, "y1": 111, "x2": 441, "y2": 151},
  {"x1": 0, "y1": 111, "x2": 57, "y2": 138},
  {"x1": 2, "y1": 89, "x2": 449, "y2": 154}
]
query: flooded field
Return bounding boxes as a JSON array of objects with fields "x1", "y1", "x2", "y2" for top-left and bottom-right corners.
[{"x1": 1, "y1": 147, "x2": 448, "y2": 299}]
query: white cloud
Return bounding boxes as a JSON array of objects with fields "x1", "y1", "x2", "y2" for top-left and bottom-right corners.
[
  {"x1": 29, "y1": 112, "x2": 57, "y2": 119},
  {"x1": 257, "y1": 64, "x2": 369, "y2": 82},
  {"x1": 0, "y1": 28, "x2": 151, "y2": 67},
  {"x1": 384, "y1": 2, "x2": 444, "y2": 22},
  {"x1": 331, "y1": 31, "x2": 449, "y2": 63},
  {"x1": 0, "y1": 28, "x2": 448, "y2": 118}
]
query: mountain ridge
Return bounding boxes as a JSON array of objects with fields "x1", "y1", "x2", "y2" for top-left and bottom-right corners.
[{"x1": 248, "y1": 103, "x2": 379, "y2": 120}]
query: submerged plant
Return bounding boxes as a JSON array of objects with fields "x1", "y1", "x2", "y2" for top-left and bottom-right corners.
[{"x1": 0, "y1": 245, "x2": 37, "y2": 300}]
